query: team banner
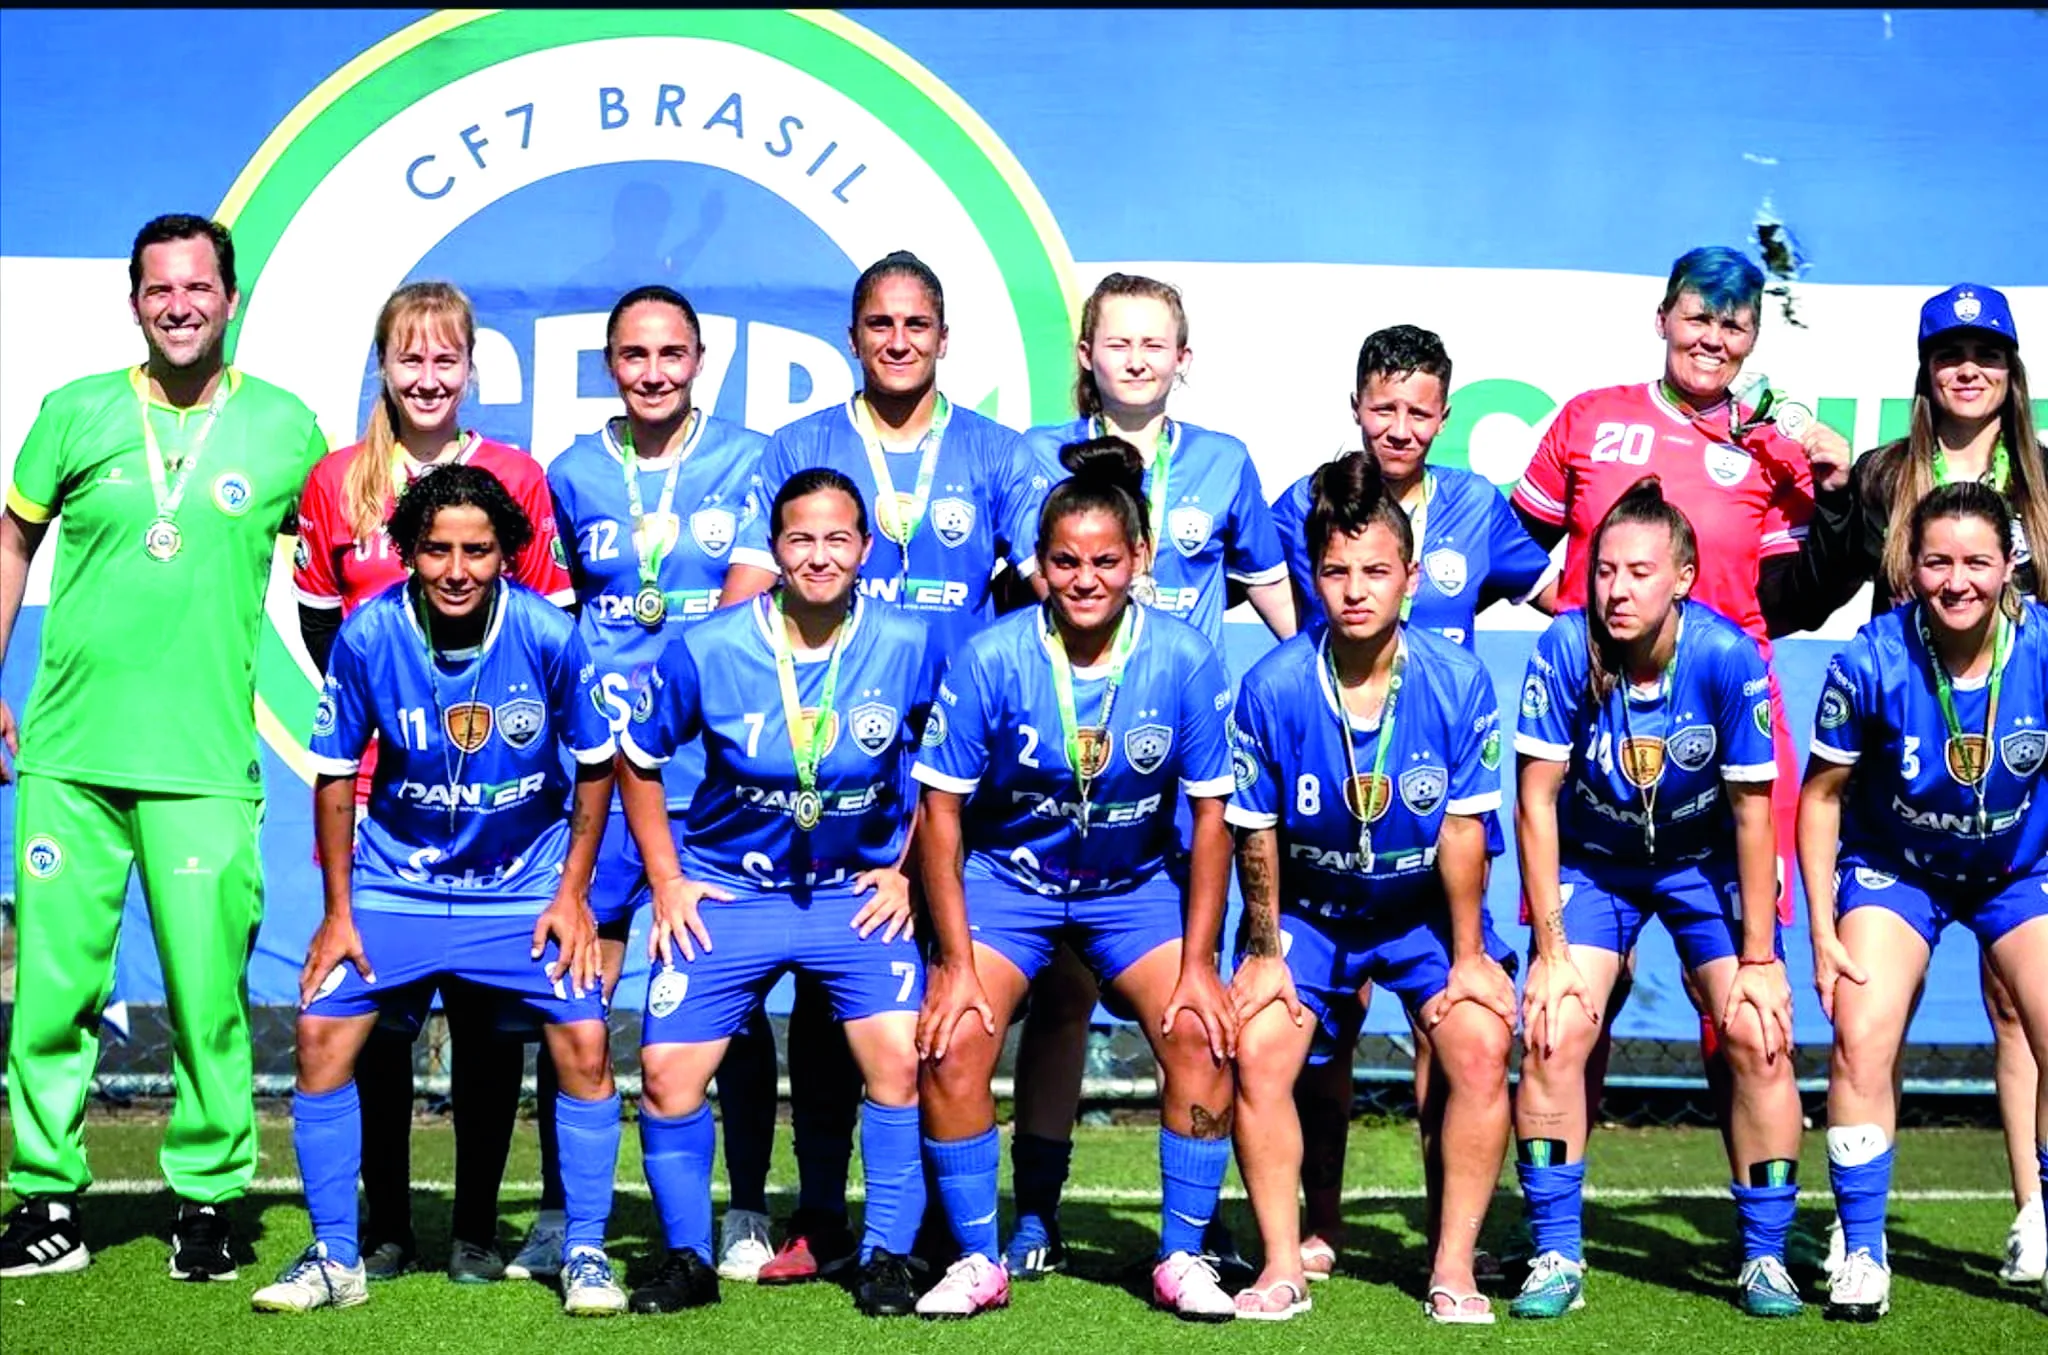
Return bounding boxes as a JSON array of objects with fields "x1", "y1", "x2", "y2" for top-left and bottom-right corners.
[{"x1": 3, "y1": 9, "x2": 2043, "y2": 1046}]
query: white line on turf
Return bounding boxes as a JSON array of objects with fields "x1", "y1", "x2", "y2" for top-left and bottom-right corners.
[{"x1": 83, "y1": 1179, "x2": 2011, "y2": 1203}]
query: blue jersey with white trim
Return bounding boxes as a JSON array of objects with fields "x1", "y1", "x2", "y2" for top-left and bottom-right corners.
[
  {"x1": 1227, "y1": 626, "x2": 1502, "y2": 918},
  {"x1": 1515, "y1": 600, "x2": 1774, "y2": 867},
  {"x1": 310, "y1": 581, "x2": 615, "y2": 913},
  {"x1": 912, "y1": 604, "x2": 1234, "y2": 898},
  {"x1": 736, "y1": 397, "x2": 1044, "y2": 655},
  {"x1": 1810, "y1": 598, "x2": 2048, "y2": 882},
  {"x1": 1272, "y1": 465, "x2": 1553, "y2": 642},
  {"x1": 547, "y1": 413, "x2": 767, "y2": 749},
  {"x1": 1024, "y1": 417, "x2": 1286, "y2": 651},
  {"x1": 622, "y1": 595, "x2": 939, "y2": 894}
]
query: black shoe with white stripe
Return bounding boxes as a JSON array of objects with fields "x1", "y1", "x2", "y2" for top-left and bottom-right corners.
[
  {"x1": 0, "y1": 1197, "x2": 89, "y2": 1276},
  {"x1": 169, "y1": 1200, "x2": 238, "y2": 1282}
]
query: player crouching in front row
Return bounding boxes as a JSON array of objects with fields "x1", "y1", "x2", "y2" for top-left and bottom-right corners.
[{"x1": 254, "y1": 465, "x2": 627, "y2": 1316}]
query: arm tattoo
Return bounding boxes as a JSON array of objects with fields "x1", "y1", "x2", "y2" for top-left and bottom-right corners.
[
  {"x1": 1239, "y1": 831, "x2": 1281, "y2": 959},
  {"x1": 1189, "y1": 1103, "x2": 1235, "y2": 1140}
]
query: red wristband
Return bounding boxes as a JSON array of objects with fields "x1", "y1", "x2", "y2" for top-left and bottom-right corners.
[{"x1": 1737, "y1": 956, "x2": 1780, "y2": 967}]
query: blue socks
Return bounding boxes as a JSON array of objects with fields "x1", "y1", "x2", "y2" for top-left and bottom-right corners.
[
  {"x1": 293, "y1": 1082, "x2": 362, "y2": 1267},
  {"x1": 556, "y1": 1090, "x2": 622, "y2": 1254},
  {"x1": 641, "y1": 1104, "x2": 716, "y2": 1263},
  {"x1": 927, "y1": 1128, "x2": 1000, "y2": 1261},
  {"x1": 1011, "y1": 1132, "x2": 1073, "y2": 1241},
  {"x1": 1516, "y1": 1148, "x2": 1587, "y2": 1264},
  {"x1": 1827, "y1": 1124, "x2": 1892, "y2": 1264},
  {"x1": 1158, "y1": 1129, "x2": 1230, "y2": 1259},
  {"x1": 1732, "y1": 1178, "x2": 1799, "y2": 1263},
  {"x1": 858, "y1": 1101, "x2": 925, "y2": 1261}
]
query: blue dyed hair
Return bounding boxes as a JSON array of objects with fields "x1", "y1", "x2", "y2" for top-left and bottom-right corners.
[{"x1": 1659, "y1": 246, "x2": 1764, "y2": 320}]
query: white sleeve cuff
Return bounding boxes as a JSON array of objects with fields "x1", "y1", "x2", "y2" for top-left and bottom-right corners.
[
  {"x1": 1226, "y1": 562, "x2": 1290, "y2": 586},
  {"x1": 572, "y1": 736, "x2": 619, "y2": 766},
  {"x1": 1514, "y1": 734, "x2": 1573, "y2": 762},
  {"x1": 912, "y1": 763, "x2": 980, "y2": 794},
  {"x1": 1183, "y1": 773, "x2": 1236, "y2": 799},
  {"x1": 1445, "y1": 791, "x2": 1504, "y2": 816},
  {"x1": 308, "y1": 753, "x2": 361, "y2": 776},
  {"x1": 729, "y1": 547, "x2": 779, "y2": 573},
  {"x1": 618, "y1": 730, "x2": 665, "y2": 770},
  {"x1": 545, "y1": 587, "x2": 577, "y2": 608},
  {"x1": 1012, "y1": 555, "x2": 1039, "y2": 578},
  {"x1": 294, "y1": 588, "x2": 343, "y2": 610},
  {"x1": 1224, "y1": 805, "x2": 1280, "y2": 830},
  {"x1": 1806, "y1": 743, "x2": 1860, "y2": 766},
  {"x1": 1509, "y1": 559, "x2": 1561, "y2": 607},
  {"x1": 1721, "y1": 761, "x2": 1778, "y2": 783}
]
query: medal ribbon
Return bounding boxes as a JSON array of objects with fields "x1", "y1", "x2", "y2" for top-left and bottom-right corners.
[
  {"x1": 769, "y1": 592, "x2": 852, "y2": 809},
  {"x1": 133, "y1": 366, "x2": 236, "y2": 530},
  {"x1": 1045, "y1": 602, "x2": 1141, "y2": 834},
  {"x1": 1095, "y1": 416, "x2": 1178, "y2": 577},
  {"x1": 1322, "y1": 630, "x2": 1406, "y2": 868},
  {"x1": 1616, "y1": 611, "x2": 1686, "y2": 857},
  {"x1": 1915, "y1": 604, "x2": 2013, "y2": 838},
  {"x1": 387, "y1": 430, "x2": 477, "y2": 501},
  {"x1": 850, "y1": 392, "x2": 951, "y2": 555},
  {"x1": 1933, "y1": 439, "x2": 2012, "y2": 495},
  {"x1": 618, "y1": 412, "x2": 698, "y2": 595},
  {"x1": 411, "y1": 579, "x2": 498, "y2": 834}
]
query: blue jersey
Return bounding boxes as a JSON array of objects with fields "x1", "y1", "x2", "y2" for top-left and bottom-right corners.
[
  {"x1": 547, "y1": 413, "x2": 768, "y2": 732},
  {"x1": 1024, "y1": 417, "x2": 1286, "y2": 651},
  {"x1": 1227, "y1": 626, "x2": 1503, "y2": 915},
  {"x1": 622, "y1": 595, "x2": 938, "y2": 894},
  {"x1": 912, "y1": 604, "x2": 1235, "y2": 897},
  {"x1": 1515, "y1": 600, "x2": 1776, "y2": 867},
  {"x1": 1811, "y1": 599, "x2": 2048, "y2": 882},
  {"x1": 1272, "y1": 465, "x2": 1554, "y2": 642},
  {"x1": 310, "y1": 581, "x2": 615, "y2": 912},
  {"x1": 737, "y1": 397, "x2": 1044, "y2": 655}
]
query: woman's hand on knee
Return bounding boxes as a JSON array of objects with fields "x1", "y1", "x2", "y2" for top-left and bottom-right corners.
[{"x1": 1164, "y1": 964, "x2": 1238, "y2": 1062}]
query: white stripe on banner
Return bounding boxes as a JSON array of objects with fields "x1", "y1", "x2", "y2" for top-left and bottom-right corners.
[{"x1": 82, "y1": 1177, "x2": 2009, "y2": 1204}]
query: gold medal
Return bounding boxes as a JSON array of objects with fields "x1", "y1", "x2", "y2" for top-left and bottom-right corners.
[
  {"x1": 633, "y1": 583, "x2": 668, "y2": 628},
  {"x1": 793, "y1": 788, "x2": 824, "y2": 831},
  {"x1": 1130, "y1": 574, "x2": 1159, "y2": 607}
]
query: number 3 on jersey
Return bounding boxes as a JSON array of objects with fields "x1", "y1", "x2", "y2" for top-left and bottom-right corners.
[{"x1": 1589, "y1": 422, "x2": 1654, "y2": 465}]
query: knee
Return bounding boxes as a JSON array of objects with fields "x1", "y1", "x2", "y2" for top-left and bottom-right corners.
[
  {"x1": 1159, "y1": 1020, "x2": 1230, "y2": 1096},
  {"x1": 1233, "y1": 1027, "x2": 1304, "y2": 1107},
  {"x1": 639, "y1": 1047, "x2": 704, "y2": 1118},
  {"x1": 1435, "y1": 1016, "x2": 1512, "y2": 1095},
  {"x1": 1717, "y1": 1014, "x2": 1790, "y2": 1083},
  {"x1": 1827, "y1": 1021, "x2": 1895, "y2": 1098},
  {"x1": 294, "y1": 1019, "x2": 362, "y2": 1092},
  {"x1": 864, "y1": 1047, "x2": 921, "y2": 1109},
  {"x1": 550, "y1": 1028, "x2": 614, "y2": 1101},
  {"x1": 920, "y1": 1032, "x2": 996, "y2": 1109}
]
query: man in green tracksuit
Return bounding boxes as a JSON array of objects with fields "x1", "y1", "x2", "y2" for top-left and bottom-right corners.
[{"x1": 0, "y1": 214, "x2": 328, "y2": 1280}]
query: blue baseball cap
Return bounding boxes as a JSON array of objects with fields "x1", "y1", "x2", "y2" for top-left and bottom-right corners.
[{"x1": 1918, "y1": 283, "x2": 2018, "y2": 350}]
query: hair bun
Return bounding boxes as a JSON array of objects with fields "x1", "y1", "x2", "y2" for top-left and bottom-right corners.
[{"x1": 1059, "y1": 434, "x2": 1146, "y2": 503}]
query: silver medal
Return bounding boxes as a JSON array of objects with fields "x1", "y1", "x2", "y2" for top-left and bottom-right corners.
[{"x1": 143, "y1": 519, "x2": 183, "y2": 562}]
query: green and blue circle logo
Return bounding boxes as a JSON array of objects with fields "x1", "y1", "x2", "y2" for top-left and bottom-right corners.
[{"x1": 220, "y1": 10, "x2": 1078, "y2": 780}]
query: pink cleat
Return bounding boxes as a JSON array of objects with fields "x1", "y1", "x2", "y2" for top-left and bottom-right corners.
[
  {"x1": 915, "y1": 1254, "x2": 1010, "y2": 1319},
  {"x1": 1153, "y1": 1251, "x2": 1235, "y2": 1322}
]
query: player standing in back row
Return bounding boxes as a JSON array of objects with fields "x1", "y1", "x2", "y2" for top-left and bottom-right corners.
[{"x1": 1, "y1": 214, "x2": 328, "y2": 1282}]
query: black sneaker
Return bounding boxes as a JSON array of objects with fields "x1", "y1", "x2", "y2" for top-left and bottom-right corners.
[
  {"x1": 1200, "y1": 1219, "x2": 1255, "y2": 1289},
  {"x1": 628, "y1": 1248, "x2": 720, "y2": 1313},
  {"x1": 856, "y1": 1250, "x2": 925, "y2": 1317},
  {"x1": 168, "y1": 1200, "x2": 238, "y2": 1282},
  {"x1": 0, "y1": 1197, "x2": 88, "y2": 1277}
]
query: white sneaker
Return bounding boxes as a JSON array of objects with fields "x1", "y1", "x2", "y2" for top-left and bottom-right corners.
[
  {"x1": 1999, "y1": 1193, "x2": 2045, "y2": 1285},
  {"x1": 1822, "y1": 1216, "x2": 1846, "y2": 1282},
  {"x1": 1826, "y1": 1248, "x2": 1890, "y2": 1322},
  {"x1": 503, "y1": 1210, "x2": 566, "y2": 1282},
  {"x1": 716, "y1": 1208, "x2": 774, "y2": 1282},
  {"x1": 560, "y1": 1245, "x2": 626, "y2": 1317},
  {"x1": 250, "y1": 1243, "x2": 369, "y2": 1313},
  {"x1": 1152, "y1": 1250, "x2": 1235, "y2": 1321}
]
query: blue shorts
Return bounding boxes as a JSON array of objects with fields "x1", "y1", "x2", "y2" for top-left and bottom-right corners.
[
  {"x1": 967, "y1": 872, "x2": 1185, "y2": 988},
  {"x1": 1554, "y1": 856, "x2": 1781, "y2": 972},
  {"x1": 640, "y1": 887, "x2": 924, "y2": 1046},
  {"x1": 1835, "y1": 853, "x2": 2048, "y2": 948},
  {"x1": 590, "y1": 805, "x2": 652, "y2": 928},
  {"x1": 1250, "y1": 905, "x2": 1515, "y2": 1067},
  {"x1": 303, "y1": 903, "x2": 605, "y2": 1028}
]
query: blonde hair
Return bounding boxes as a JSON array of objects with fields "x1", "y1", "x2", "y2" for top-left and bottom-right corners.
[
  {"x1": 1877, "y1": 348, "x2": 2046, "y2": 604},
  {"x1": 1073, "y1": 273, "x2": 1189, "y2": 418},
  {"x1": 342, "y1": 281, "x2": 477, "y2": 541}
]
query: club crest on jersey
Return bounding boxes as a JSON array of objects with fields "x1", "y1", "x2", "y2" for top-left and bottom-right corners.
[
  {"x1": 497, "y1": 698, "x2": 546, "y2": 750},
  {"x1": 794, "y1": 708, "x2": 841, "y2": 758},
  {"x1": 930, "y1": 496, "x2": 975, "y2": 549},
  {"x1": 1618, "y1": 736, "x2": 1666, "y2": 788},
  {"x1": 1946, "y1": 734, "x2": 1990, "y2": 786},
  {"x1": 1423, "y1": 548, "x2": 1468, "y2": 597},
  {"x1": 1073, "y1": 726, "x2": 1112, "y2": 778},
  {"x1": 1167, "y1": 505, "x2": 1213, "y2": 558},
  {"x1": 1704, "y1": 442, "x2": 1752, "y2": 489},
  {"x1": 849, "y1": 701, "x2": 897, "y2": 757},
  {"x1": 689, "y1": 507, "x2": 735, "y2": 558},
  {"x1": 293, "y1": 537, "x2": 311, "y2": 571},
  {"x1": 23, "y1": 835, "x2": 63, "y2": 881},
  {"x1": 1342, "y1": 772, "x2": 1393, "y2": 823},
  {"x1": 1851, "y1": 866, "x2": 1897, "y2": 891},
  {"x1": 1399, "y1": 764, "x2": 1448, "y2": 816},
  {"x1": 212, "y1": 471, "x2": 254, "y2": 515},
  {"x1": 922, "y1": 704, "x2": 948, "y2": 748},
  {"x1": 633, "y1": 511, "x2": 682, "y2": 564},
  {"x1": 1232, "y1": 744, "x2": 1258, "y2": 791},
  {"x1": 1817, "y1": 687, "x2": 1852, "y2": 730},
  {"x1": 445, "y1": 702, "x2": 494, "y2": 753},
  {"x1": 1667, "y1": 724, "x2": 1718, "y2": 773},
  {"x1": 648, "y1": 967, "x2": 689, "y2": 1020},
  {"x1": 2001, "y1": 728, "x2": 2048, "y2": 779},
  {"x1": 1520, "y1": 675, "x2": 1550, "y2": 720},
  {"x1": 1481, "y1": 727, "x2": 1503, "y2": 771},
  {"x1": 311, "y1": 691, "x2": 338, "y2": 738},
  {"x1": 1124, "y1": 723, "x2": 1174, "y2": 776},
  {"x1": 1751, "y1": 699, "x2": 1772, "y2": 738}
]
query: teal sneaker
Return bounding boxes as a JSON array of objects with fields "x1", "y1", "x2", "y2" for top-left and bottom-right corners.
[
  {"x1": 1509, "y1": 1251, "x2": 1585, "y2": 1319},
  {"x1": 1737, "y1": 1255, "x2": 1803, "y2": 1318}
]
